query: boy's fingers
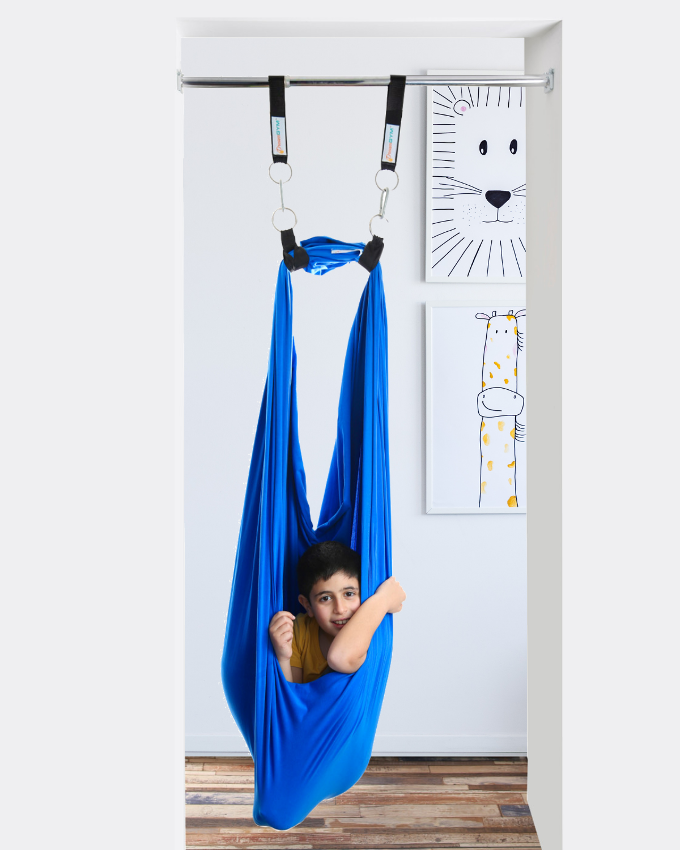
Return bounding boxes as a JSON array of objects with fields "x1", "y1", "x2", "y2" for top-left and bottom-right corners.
[
  {"x1": 270, "y1": 611, "x2": 295, "y2": 626},
  {"x1": 272, "y1": 623, "x2": 293, "y2": 639}
]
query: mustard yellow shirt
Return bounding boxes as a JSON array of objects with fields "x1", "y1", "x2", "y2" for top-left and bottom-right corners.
[{"x1": 290, "y1": 613, "x2": 330, "y2": 683}]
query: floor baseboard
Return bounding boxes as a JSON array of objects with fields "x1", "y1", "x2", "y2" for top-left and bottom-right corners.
[{"x1": 185, "y1": 734, "x2": 527, "y2": 757}]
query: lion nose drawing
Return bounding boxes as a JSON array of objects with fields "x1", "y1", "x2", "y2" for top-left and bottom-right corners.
[{"x1": 485, "y1": 190, "x2": 512, "y2": 209}]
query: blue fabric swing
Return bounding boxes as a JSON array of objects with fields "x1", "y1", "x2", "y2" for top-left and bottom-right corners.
[{"x1": 220, "y1": 235, "x2": 393, "y2": 830}]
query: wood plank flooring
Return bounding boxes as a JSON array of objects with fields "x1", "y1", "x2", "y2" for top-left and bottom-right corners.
[{"x1": 186, "y1": 756, "x2": 540, "y2": 849}]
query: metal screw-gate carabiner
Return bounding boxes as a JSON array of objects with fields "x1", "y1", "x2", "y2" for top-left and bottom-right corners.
[{"x1": 379, "y1": 187, "x2": 390, "y2": 217}]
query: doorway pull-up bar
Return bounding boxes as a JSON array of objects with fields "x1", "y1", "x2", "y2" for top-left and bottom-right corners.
[{"x1": 177, "y1": 71, "x2": 555, "y2": 93}]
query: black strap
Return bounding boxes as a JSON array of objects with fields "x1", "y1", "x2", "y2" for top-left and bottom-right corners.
[
  {"x1": 381, "y1": 75, "x2": 406, "y2": 171},
  {"x1": 271, "y1": 79, "x2": 305, "y2": 267},
  {"x1": 358, "y1": 236, "x2": 384, "y2": 272},
  {"x1": 281, "y1": 228, "x2": 309, "y2": 272},
  {"x1": 269, "y1": 76, "x2": 288, "y2": 164}
]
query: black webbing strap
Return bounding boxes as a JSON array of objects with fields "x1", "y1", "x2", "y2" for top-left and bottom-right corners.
[
  {"x1": 281, "y1": 228, "x2": 309, "y2": 272},
  {"x1": 381, "y1": 75, "x2": 406, "y2": 172},
  {"x1": 269, "y1": 76, "x2": 288, "y2": 164},
  {"x1": 269, "y1": 77, "x2": 306, "y2": 270}
]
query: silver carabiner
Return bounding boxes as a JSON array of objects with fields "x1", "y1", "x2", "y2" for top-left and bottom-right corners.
[{"x1": 379, "y1": 187, "x2": 390, "y2": 218}]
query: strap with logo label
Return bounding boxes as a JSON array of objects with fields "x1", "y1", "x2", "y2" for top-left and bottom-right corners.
[
  {"x1": 269, "y1": 75, "x2": 288, "y2": 164},
  {"x1": 381, "y1": 75, "x2": 406, "y2": 171},
  {"x1": 268, "y1": 76, "x2": 307, "y2": 270}
]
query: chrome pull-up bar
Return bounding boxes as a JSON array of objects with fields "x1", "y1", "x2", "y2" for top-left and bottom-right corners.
[{"x1": 177, "y1": 71, "x2": 555, "y2": 94}]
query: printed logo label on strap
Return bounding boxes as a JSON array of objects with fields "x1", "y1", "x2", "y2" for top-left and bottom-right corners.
[
  {"x1": 271, "y1": 116, "x2": 287, "y2": 157},
  {"x1": 382, "y1": 123, "x2": 400, "y2": 164}
]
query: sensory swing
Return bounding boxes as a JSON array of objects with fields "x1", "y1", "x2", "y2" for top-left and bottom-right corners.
[{"x1": 221, "y1": 75, "x2": 407, "y2": 831}]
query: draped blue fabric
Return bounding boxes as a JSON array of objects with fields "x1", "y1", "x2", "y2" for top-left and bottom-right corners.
[{"x1": 221, "y1": 236, "x2": 392, "y2": 830}]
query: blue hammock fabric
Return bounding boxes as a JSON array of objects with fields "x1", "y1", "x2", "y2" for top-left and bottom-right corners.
[{"x1": 221, "y1": 235, "x2": 393, "y2": 830}]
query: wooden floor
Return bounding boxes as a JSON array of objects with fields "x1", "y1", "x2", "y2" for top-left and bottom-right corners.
[{"x1": 186, "y1": 756, "x2": 540, "y2": 849}]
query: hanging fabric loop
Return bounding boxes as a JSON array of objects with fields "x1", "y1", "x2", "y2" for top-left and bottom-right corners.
[{"x1": 221, "y1": 235, "x2": 393, "y2": 830}]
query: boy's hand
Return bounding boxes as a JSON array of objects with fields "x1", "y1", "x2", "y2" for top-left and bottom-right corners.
[
  {"x1": 375, "y1": 576, "x2": 406, "y2": 614},
  {"x1": 268, "y1": 611, "x2": 295, "y2": 660}
]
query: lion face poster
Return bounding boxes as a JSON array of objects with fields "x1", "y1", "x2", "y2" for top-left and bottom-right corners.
[{"x1": 426, "y1": 71, "x2": 526, "y2": 283}]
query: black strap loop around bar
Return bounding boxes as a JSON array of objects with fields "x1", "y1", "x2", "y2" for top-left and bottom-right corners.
[
  {"x1": 269, "y1": 76, "x2": 288, "y2": 164},
  {"x1": 381, "y1": 75, "x2": 406, "y2": 172},
  {"x1": 281, "y1": 228, "x2": 309, "y2": 272}
]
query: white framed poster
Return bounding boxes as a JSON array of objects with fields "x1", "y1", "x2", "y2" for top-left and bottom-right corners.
[
  {"x1": 426, "y1": 70, "x2": 526, "y2": 283},
  {"x1": 426, "y1": 300, "x2": 527, "y2": 514}
]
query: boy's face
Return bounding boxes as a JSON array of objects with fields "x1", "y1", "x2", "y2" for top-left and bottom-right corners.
[{"x1": 299, "y1": 571, "x2": 361, "y2": 638}]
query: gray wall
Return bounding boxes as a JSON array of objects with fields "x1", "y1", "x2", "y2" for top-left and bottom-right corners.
[{"x1": 183, "y1": 35, "x2": 528, "y2": 754}]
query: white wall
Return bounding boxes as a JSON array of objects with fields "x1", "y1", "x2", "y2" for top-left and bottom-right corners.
[
  {"x1": 526, "y1": 23, "x2": 562, "y2": 849},
  {"x1": 183, "y1": 35, "x2": 528, "y2": 755}
]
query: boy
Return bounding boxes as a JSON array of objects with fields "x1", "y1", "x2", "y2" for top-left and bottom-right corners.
[{"x1": 268, "y1": 540, "x2": 406, "y2": 683}]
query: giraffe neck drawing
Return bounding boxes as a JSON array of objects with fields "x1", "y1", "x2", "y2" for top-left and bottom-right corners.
[{"x1": 475, "y1": 310, "x2": 526, "y2": 508}]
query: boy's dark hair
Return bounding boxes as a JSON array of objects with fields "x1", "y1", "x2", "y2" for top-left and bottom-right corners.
[{"x1": 297, "y1": 541, "x2": 361, "y2": 602}]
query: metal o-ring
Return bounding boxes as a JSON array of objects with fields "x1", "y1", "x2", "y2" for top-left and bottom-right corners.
[
  {"x1": 369, "y1": 213, "x2": 388, "y2": 237},
  {"x1": 269, "y1": 162, "x2": 293, "y2": 183},
  {"x1": 272, "y1": 206, "x2": 298, "y2": 232},
  {"x1": 375, "y1": 169, "x2": 399, "y2": 192}
]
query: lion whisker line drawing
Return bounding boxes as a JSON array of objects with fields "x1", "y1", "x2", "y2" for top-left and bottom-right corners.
[
  {"x1": 437, "y1": 177, "x2": 483, "y2": 190},
  {"x1": 432, "y1": 239, "x2": 466, "y2": 267},
  {"x1": 432, "y1": 227, "x2": 461, "y2": 240},
  {"x1": 436, "y1": 186, "x2": 483, "y2": 194},
  {"x1": 475, "y1": 309, "x2": 526, "y2": 508},
  {"x1": 433, "y1": 234, "x2": 463, "y2": 254}
]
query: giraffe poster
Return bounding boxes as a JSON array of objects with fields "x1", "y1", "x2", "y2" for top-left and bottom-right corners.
[
  {"x1": 426, "y1": 70, "x2": 526, "y2": 283},
  {"x1": 426, "y1": 301, "x2": 527, "y2": 514}
]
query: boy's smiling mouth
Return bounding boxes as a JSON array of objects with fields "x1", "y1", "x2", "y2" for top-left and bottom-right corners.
[{"x1": 331, "y1": 617, "x2": 351, "y2": 628}]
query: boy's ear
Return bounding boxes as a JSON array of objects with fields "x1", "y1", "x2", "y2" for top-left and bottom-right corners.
[{"x1": 298, "y1": 593, "x2": 313, "y2": 616}]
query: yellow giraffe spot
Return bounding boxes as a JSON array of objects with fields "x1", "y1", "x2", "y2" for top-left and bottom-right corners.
[
  {"x1": 494, "y1": 361, "x2": 500, "y2": 369},
  {"x1": 483, "y1": 433, "x2": 490, "y2": 446},
  {"x1": 508, "y1": 460, "x2": 515, "y2": 468},
  {"x1": 482, "y1": 381, "x2": 486, "y2": 387},
  {"x1": 507, "y1": 495, "x2": 518, "y2": 507},
  {"x1": 508, "y1": 478, "x2": 513, "y2": 485},
  {"x1": 506, "y1": 355, "x2": 510, "y2": 359},
  {"x1": 510, "y1": 427, "x2": 516, "y2": 439},
  {"x1": 490, "y1": 372, "x2": 494, "y2": 378},
  {"x1": 504, "y1": 378, "x2": 509, "y2": 384},
  {"x1": 498, "y1": 421, "x2": 505, "y2": 431},
  {"x1": 514, "y1": 368, "x2": 517, "y2": 376},
  {"x1": 506, "y1": 315, "x2": 513, "y2": 321},
  {"x1": 504, "y1": 443, "x2": 509, "y2": 452},
  {"x1": 514, "y1": 326, "x2": 518, "y2": 335},
  {"x1": 481, "y1": 422, "x2": 485, "y2": 430},
  {"x1": 487, "y1": 323, "x2": 490, "y2": 328},
  {"x1": 481, "y1": 481, "x2": 487, "y2": 494},
  {"x1": 487, "y1": 460, "x2": 493, "y2": 471}
]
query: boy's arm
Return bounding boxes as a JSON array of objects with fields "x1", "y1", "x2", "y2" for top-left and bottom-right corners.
[{"x1": 326, "y1": 577, "x2": 405, "y2": 675}]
